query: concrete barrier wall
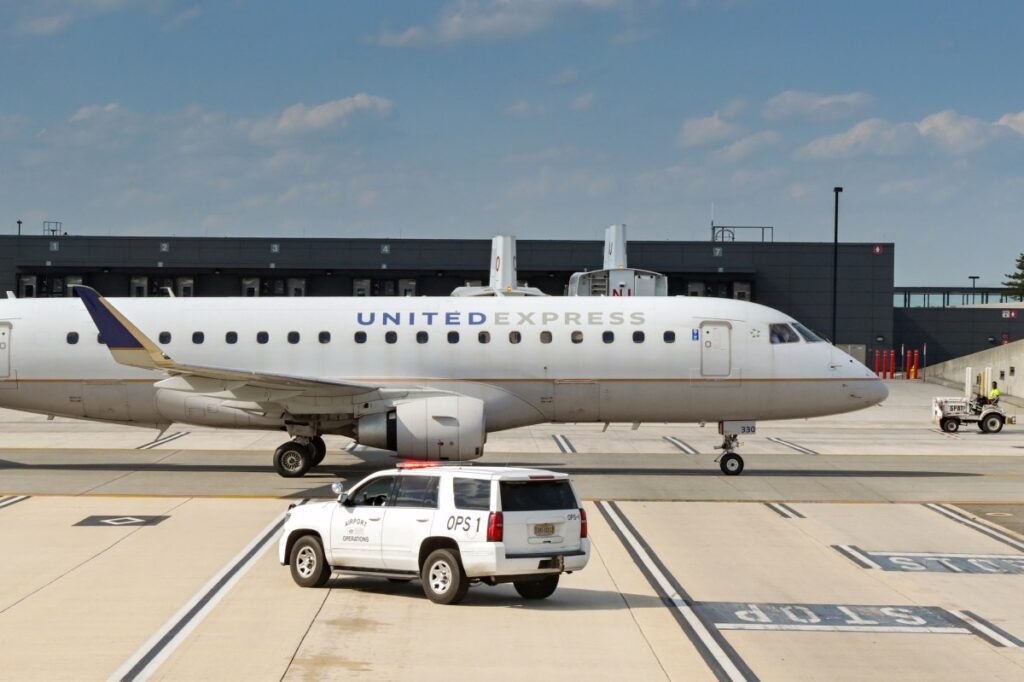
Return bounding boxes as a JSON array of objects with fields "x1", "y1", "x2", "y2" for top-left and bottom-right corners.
[{"x1": 925, "y1": 338, "x2": 1024, "y2": 406}]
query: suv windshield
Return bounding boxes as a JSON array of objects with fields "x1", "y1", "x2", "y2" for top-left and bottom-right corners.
[{"x1": 500, "y1": 480, "x2": 577, "y2": 511}]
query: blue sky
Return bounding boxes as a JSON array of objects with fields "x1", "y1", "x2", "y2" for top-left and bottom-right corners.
[{"x1": 1, "y1": 1, "x2": 1022, "y2": 285}]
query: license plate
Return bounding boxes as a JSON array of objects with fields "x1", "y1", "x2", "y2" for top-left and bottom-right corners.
[{"x1": 534, "y1": 523, "x2": 554, "y2": 537}]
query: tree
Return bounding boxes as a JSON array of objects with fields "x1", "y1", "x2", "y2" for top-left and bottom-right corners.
[{"x1": 1005, "y1": 252, "x2": 1024, "y2": 299}]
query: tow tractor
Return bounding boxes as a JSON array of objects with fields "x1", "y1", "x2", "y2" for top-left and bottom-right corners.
[{"x1": 932, "y1": 365, "x2": 1017, "y2": 434}]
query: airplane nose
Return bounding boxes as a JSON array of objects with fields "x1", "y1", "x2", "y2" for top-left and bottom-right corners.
[{"x1": 864, "y1": 377, "x2": 889, "y2": 406}]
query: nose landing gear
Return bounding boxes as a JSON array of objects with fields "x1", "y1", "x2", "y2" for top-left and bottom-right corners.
[{"x1": 714, "y1": 422, "x2": 752, "y2": 476}]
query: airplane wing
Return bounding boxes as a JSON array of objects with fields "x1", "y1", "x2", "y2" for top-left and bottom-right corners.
[{"x1": 73, "y1": 286, "x2": 381, "y2": 400}]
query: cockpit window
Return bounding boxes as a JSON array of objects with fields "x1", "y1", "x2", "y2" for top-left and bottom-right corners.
[
  {"x1": 792, "y1": 322, "x2": 825, "y2": 343},
  {"x1": 769, "y1": 323, "x2": 801, "y2": 344}
]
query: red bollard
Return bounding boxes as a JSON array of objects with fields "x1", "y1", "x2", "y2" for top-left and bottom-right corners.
[
  {"x1": 873, "y1": 350, "x2": 881, "y2": 376},
  {"x1": 881, "y1": 349, "x2": 889, "y2": 379},
  {"x1": 889, "y1": 350, "x2": 896, "y2": 380},
  {"x1": 913, "y1": 349, "x2": 921, "y2": 379},
  {"x1": 904, "y1": 350, "x2": 910, "y2": 380}
]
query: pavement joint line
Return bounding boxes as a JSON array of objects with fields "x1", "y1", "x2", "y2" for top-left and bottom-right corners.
[
  {"x1": 924, "y1": 503, "x2": 1024, "y2": 552},
  {"x1": 597, "y1": 500, "x2": 758, "y2": 682},
  {"x1": 949, "y1": 610, "x2": 1024, "y2": 649},
  {"x1": 766, "y1": 437, "x2": 819, "y2": 456},
  {"x1": 0, "y1": 494, "x2": 29, "y2": 510},
  {"x1": 831, "y1": 544, "x2": 882, "y2": 569},
  {"x1": 136, "y1": 431, "x2": 190, "y2": 450},
  {"x1": 663, "y1": 436, "x2": 699, "y2": 455},
  {"x1": 110, "y1": 502, "x2": 304, "y2": 682},
  {"x1": 765, "y1": 502, "x2": 805, "y2": 519}
]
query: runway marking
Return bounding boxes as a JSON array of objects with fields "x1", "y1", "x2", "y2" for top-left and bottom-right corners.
[
  {"x1": 949, "y1": 609, "x2": 1024, "y2": 648},
  {"x1": 766, "y1": 437, "x2": 818, "y2": 455},
  {"x1": 552, "y1": 434, "x2": 576, "y2": 454},
  {"x1": 831, "y1": 544, "x2": 881, "y2": 569},
  {"x1": 765, "y1": 502, "x2": 805, "y2": 519},
  {"x1": 597, "y1": 500, "x2": 757, "y2": 682},
  {"x1": 0, "y1": 495, "x2": 30, "y2": 510},
  {"x1": 136, "y1": 431, "x2": 190, "y2": 450},
  {"x1": 931, "y1": 428, "x2": 961, "y2": 440},
  {"x1": 109, "y1": 503, "x2": 303, "y2": 681},
  {"x1": 924, "y1": 503, "x2": 1024, "y2": 553},
  {"x1": 663, "y1": 436, "x2": 699, "y2": 455}
]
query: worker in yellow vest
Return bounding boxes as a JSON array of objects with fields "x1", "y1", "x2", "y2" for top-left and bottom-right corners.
[{"x1": 989, "y1": 381, "x2": 1002, "y2": 405}]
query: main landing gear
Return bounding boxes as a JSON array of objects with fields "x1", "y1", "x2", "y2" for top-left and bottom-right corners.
[
  {"x1": 714, "y1": 421, "x2": 752, "y2": 476},
  {"x1": 273, "y1": 436, "x2": 327, "y2": 478}
]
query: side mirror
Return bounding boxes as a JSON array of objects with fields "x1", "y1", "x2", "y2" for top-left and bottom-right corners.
[{"x1": 331, "y1": 481, "x2": 347, "y2": 503}]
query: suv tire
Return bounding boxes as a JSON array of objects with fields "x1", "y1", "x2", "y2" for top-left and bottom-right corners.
[
  {"x1": 421, "y1": 548, "x2": 469, "y2": 605},
  {"x1": 514, "y1": 574, "x2": 559, "y2": 600},
  {"x1": 290, "y1": 535, "x2": 331, "y2": 588}
]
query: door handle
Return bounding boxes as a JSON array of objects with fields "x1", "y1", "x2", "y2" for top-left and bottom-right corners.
[
  {"x1": 368, "y1": 517, "x2": 381, "y2": 521},
  {"x1": 416, "y1": 518, "x2": 430, "y2": 522}
]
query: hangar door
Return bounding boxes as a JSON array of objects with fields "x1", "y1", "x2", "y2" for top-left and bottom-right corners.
[
  {"x1": 700, "y1": 322, "x2": 731, "y2": 377},
  {"x1": 0, "y1": 323, "x2": 10, "y2": 380}
]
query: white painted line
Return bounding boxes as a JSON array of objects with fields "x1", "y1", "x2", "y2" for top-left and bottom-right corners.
[
  {"x1": 137, "y1": 431, "x2": 189, "y2": 450},
  {"x1": 716, "y1": 624, "x2": 970, "y2": 634},
  {"x1": 0, "y1": 495, "x2": 29, "y2": 510},
  {"x1": 925, "y1": 504, "x2": 1024, "y2": 552},
  {"x1": 766, "y1": 437, "x2": 818, "y2": 456},
  {"x1": 869, "y1": 551, "x2": 1024, "y2": 559},
  {"x1": 765, "y1": 503, "x2": 805, "y2": 519},
  {"x1": 949, "y1": 610, "x2": 1024, "y2": 648},
  {"x1": 110, "y1": 511, "x2": 288, "y2": 681},
  {"x1": 836, "y1": 545, "x2": 881, "y2": 569},
  {"x1": 664, "y1": 436, "x2": 699, "y2": 455},
  {"x1": 552, "y1": 434, "x2": 576, "y2": 454},
  {"x1": 599, "y1": 501, "x2": 748, "y2": 682}
]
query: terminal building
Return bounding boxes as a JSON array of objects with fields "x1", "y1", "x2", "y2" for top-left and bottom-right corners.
[{"x1": 1, "y1": 232, "x2": 1021, "y2": 364}]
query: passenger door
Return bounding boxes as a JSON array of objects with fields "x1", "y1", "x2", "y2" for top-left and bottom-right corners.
[
  {"x1": 0, "y1": 323, "x2": 11, "y2": 384},
  {"x1": 381, "y1": 475, "x2": 440, "y2": 573},
  {"x1": 329, "y1": 475, "x2": 395, "y2": 569},
  {"x1": 700, "y1": 322, "x2": 732, "y2": 377}
]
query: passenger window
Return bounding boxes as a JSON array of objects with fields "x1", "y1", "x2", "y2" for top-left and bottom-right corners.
[
  {"x1": 349, "y1": 476, "x2": 396, "y2": 507},
  {"x1": 448, "y1": 331, "x2": 459, "y2": 344},
  {"x1": 192, "y1": 332, "x2": 204, "y2": 344},
  {"x1": 633, "y1": 331, "x2": 645, "y2": 343},
  {"x1": 393, "y1": 476, "x2": 440, "y2": 508},
  {"x1": 478, "y1": 331, "x2": 490, "y2": 344},
  {"x1": 385, "y1": 331, "x2": 397, "y2": 344},
  {"x1": 287, "y1": 331, "x2": 300, "y2": 344},
  {"x1": 416, "y1": 331, "x2": 429, "y2": 344},
  {"x1": 225, "y1": 331, "x2": 238, "y2": 344},
  {"x1": 453, "y1": 478, "x2": 491, "y2": 510},
  {"x1": 664, "y1": 331, "x2": 676, "y2": 343},
  {"x1": 97, "y1": 333, "x2": 104, "y2": 344},
  {"x1": 540, "y1": 331, "x2": 552, "y2": 344},
  {"x1": 571, "y1": 331, "x2": 583, "y2": 344},
  {"x1": 257, "y1": 331, "x2": 269, "y2": 344},
  {"x1": 67, "y1": 332, "x2": 79, "y2": 345},
  {"x1": 509, "y1": 331, "x2": 522, "y2": 344},
  {"x1": 602, "y1": 331, "x2": 614, "y2": 344},
  {"x1": 769, "y1": 323, "x2": 801, "y2": 344},
  {"x1": 354, "y1": 331, "x2": 367, "y2": 344},
  {"x1": 159, "y1": 332, "x2": 171, "y2": 344},
  {"x1": 319, "y1": 331, "x2": 331, "y2": 344}
]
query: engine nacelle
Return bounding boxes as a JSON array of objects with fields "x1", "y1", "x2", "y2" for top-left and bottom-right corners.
[{"x1": 357, "y1": 396, "x2": 486, "y2": 461}]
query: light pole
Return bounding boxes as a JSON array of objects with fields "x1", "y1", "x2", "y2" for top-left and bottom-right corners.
[
  {"x1": 832, "y1": 187, "x2": 843, "y2": 343},
  {"x1": 16, "y1": 219, "x2": 21, "y2": 237},
  {"x1": 969, "y1": 275, "x2": 979, "y2": 304}
]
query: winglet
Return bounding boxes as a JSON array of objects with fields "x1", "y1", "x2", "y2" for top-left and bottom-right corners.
[{"x1": 73, "y1": 286, "x2": 173, "y2": 370}]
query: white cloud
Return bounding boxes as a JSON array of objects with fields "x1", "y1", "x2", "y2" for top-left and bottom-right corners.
[
  {"x1": 796, "y1": 118, "x2": 918, "y2": 159},
  {"x1": 730, "y1": 167, "x2": 785, "y2": 189},
  {"x1": 504, "y1": 100, "x2": 545, "y2": 117},
  {"x1": 16, "y1": 13, "x2": 73, "y2": 35},
  {"x1": 786, "y1": 182, "x2": 812, "y2": 200},
  {"x1": 68, "y1": 102, "x2": 121, "y2": 122},
  {"x1": 571, "y1": 92, "x2": 595, "y2": 111},
  {"x1": 712, "y1": 130, "x2": 780, "y2": 162},
  {"x1": 721, "y1": 98, "x2": 746, "y2": 118},
  {"x1": 375, "y1": 0, "x2": 627, "y2": 46},
  {"x1": 550, "y1": 67, "x2": 580, "y2": 85},
  {"x1": 762, "y1": 90, "x2": 873, "y2": 121},
  {"x1": 997, "y1": 111, "x2": 1024, "y2": 135},
  {"x1": 162, "y1": 6, "x2": 201, "y2": 32},
  {"x1": 247, "y1": 95, "x2": 392, "y2": 140},
  {"x1": 676, "y1": 111, "x2": 740, "y2": 148},
  {"x1": 915, "y1": 109, "x2": 994, "y2": 154}
]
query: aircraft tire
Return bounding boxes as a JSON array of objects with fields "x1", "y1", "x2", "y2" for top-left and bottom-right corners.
[
  {"x1": 310, "y1": 436, "x2": 327, "y2": 466},
  {"x1": 720, "y1": 453, "x2": 744, "y2": 476},
  {"x1": 274, "y1": 442, "x2": 312, "y2": 478}
]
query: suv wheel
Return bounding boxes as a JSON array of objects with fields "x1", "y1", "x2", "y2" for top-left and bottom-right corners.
[
  {"x1": 514, "y1": 574, "x2": 559, "y2": 600},
  {"x1": 289, "y1": 535, "x2": 330, "y2": 588},
  {"x1": 421, "y1": 548, "x2": 469, "y2": 605}
]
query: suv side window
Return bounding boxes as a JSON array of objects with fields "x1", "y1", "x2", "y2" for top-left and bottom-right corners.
[
  {"x1": 453, "y1": 478, "x2": 491, "y2": 510},
  {"x1": 393, "y1": 476, "x2": 439, "y2": 508},
  {"x1": 349, "y1": 476, "x2": 396, "y2": 507}
]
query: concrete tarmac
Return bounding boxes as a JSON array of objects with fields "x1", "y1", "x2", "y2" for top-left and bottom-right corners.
[{"x1": 2, "y1": 382, "x2": 1024, "y2": 680}]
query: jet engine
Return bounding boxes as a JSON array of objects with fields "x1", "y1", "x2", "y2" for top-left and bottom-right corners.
[{"x1": 357, "y1": 396, "x2": 486, "y2": 461}]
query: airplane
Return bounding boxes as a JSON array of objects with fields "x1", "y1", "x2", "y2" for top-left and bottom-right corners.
[{"x1": 0, "y1": 287, "x2": 887, "y2": 477}]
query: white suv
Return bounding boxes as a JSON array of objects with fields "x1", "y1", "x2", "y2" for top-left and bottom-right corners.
[{"x1": 279, "y1": 464, "x2": 590, "y2": 605}]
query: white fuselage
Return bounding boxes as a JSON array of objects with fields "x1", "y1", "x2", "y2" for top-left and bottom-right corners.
[{"x1": 0, "y1": 296, "x2": 886, "y2": 434}]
